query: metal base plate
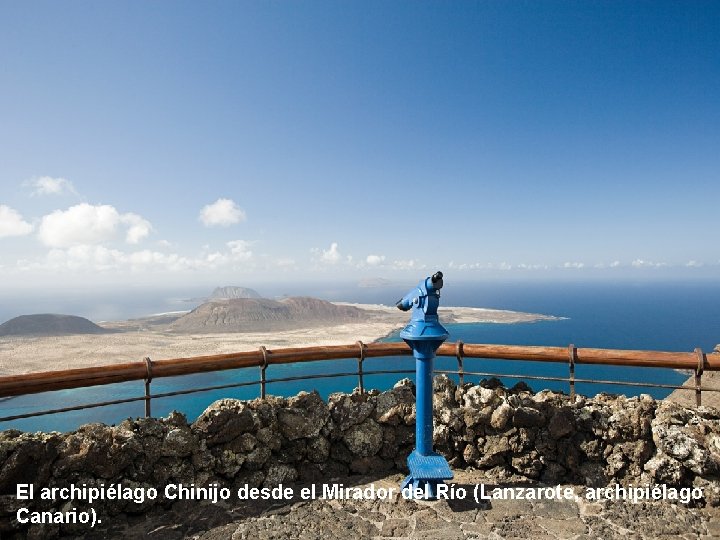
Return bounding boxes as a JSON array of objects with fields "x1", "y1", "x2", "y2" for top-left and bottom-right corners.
[
  {"x1": 400, "y1": 451, "x2": 453, "y2": 500},
  {"x1": 407, "y1": 451, "x2": 453, "y2": 480}
]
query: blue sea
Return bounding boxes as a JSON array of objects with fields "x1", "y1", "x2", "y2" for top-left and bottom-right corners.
[{"x1": 1, "y1": 280, "x2": 719, "y2": 433}]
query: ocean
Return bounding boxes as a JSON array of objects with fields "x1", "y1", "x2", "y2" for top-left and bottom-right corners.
[{"x1": 1, "y1": 280, "x2": 719, "y2": 433}]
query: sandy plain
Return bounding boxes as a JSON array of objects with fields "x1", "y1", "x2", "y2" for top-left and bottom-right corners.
[{"x1": 0, "y1": 304, "x2": 558, "y2": 376}]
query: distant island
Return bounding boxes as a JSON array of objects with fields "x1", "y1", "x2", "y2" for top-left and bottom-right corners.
[
  {"x1": 209, "y1": 286, "x2": 262, "y2": 299},
  {"x1": 183, "y1": 285, "x2": 263, "y2": 303},
  {"x1": 0, "y1": 314, "x2": 114, "y2": 337},
  {"x1": 0, "y1": 286, "x2": 560, "y2": 376}
]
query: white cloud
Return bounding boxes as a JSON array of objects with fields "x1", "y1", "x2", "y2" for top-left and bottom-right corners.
[
  {"x1": 275, "y1": 257, "x2": 296, "y2": 268},
  {"x1": 39, "y1": 204, "x2": 118, "y2": 247},
  {"x1": 120, "y1": 213, "x2": 152, "y2": 244},
  {"x1": 46, "y1": 245, "x2": 125, "y2": 271},
  {"x1": 631, "y1": 259, "x2": 667, "y2": 268},
  {"x1": 38, "y1": 203, "x2": 152, "y2": 248},
  {"x1": 448, "y1": 261, "x2": 492, "y2": 271},
  {"x1": 27, "y1": 176, "x2": 77, "y2": 196},
  {"x1": 391, "y1": 259, "x2": 425, "y2": 270},
  {"x1": 199, "y1": 198, "x2": 246, "y2": 227},
  {"x1": 38, "y1": 245, "x2": 203, "y2": 273},
  {"x1": 314, "y1": 242, "x2": 341, "y2": 264},
  {"x1": 227, "y1": 239, "x2": 253, "y2": 261},
  {"x1": 610, "y1": 261, "x2": 621, "y2": 268},
  {"x1": 366, "y1": 254, "x2": 385, "y2": 266},
  {"x1": 0, "y1": 205, "x2": 33, "y2": 238},
  {"x1": 686, "y1": 260, "x2": 704, "y2": 268},
  {"x1": 562, "y1": 262, "x2": 585, "y2": 269}
]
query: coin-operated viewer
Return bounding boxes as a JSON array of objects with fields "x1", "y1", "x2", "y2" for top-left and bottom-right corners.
[{"x1": 396, "y1": 271, "x2": 452, "y2": 499}]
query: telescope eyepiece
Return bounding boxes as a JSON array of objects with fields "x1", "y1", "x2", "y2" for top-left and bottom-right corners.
[{"x1": 430, "y1": 271, "x2": 444, "y2": 290}]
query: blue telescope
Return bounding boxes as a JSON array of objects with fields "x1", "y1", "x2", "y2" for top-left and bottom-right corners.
[{"x1": 396, "y1": 271, "x2": 453, "y2": 499}]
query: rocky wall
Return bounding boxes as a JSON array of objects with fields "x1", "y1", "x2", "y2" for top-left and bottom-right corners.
[{"x1": 1, "y1": 376, "x2": 720, "y2": 537}]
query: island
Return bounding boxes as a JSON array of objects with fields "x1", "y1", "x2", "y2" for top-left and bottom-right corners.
[{"x1": 0, "y1": 296, "x2": 559, "y2": 376}]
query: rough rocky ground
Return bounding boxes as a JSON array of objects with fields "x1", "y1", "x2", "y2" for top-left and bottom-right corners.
[{"x1": 84, "y1": 471, "x2": 720, "y2": 539}]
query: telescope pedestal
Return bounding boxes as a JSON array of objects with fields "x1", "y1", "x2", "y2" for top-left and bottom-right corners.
[{"x1": 400, "y1": 340, "x2": 453, "y2": 500}]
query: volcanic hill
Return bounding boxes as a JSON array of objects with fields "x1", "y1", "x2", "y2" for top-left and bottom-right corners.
[
  {"x1": 209, "y1": 286, "x2": 262, "y2": 299},
  {"x1": 169, "y1": 296, "x2": 367, "y2": 333},
  {"x1": 0, "y1": 314, "x2": 112, "y2": 337}
]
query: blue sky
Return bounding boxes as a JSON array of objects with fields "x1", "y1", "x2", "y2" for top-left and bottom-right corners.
[{"x1": 1, "y1": 1, "x2": 718, "y2": 288}]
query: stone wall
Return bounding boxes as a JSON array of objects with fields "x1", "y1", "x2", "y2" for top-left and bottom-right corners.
[{"x1": 1, "y1": 376, "x2": 719, "y2": 537}]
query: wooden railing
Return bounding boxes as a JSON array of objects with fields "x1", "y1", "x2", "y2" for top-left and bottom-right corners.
[{"x1": 1, "y1": 342, "x2": 718, "y2": 422}]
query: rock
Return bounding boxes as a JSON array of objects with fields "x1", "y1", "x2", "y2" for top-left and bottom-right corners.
[
  {"x1": 464, "y1": 386, "x2": 497, "y2": 409},
  {"x1": 244, "y1": 447, "x2": 271, "y2": 471},
  {"x1": 511, "y1": 452, "x2": 542, "y2": 478},
  {"x1": 276, "y1": 438, "x2": 307, "y2": 464},
  {"x1": 644, "y1": 455, "x2": 687, "y2": 485},
  {"x1": 330, "y1": 441, "x2": 353, "y2": 463},
  {"x1": 278, "y1": 391, "x2": 330, "y2": 440},
  {"x1": 328, "y1": 392, "x2": 375, "y2": 431},
  {"x1": 262, "y1": 464, "x2": 298, "y2": 487},
  {"x1": 256, "y1": 427, "x2": 281, "y2": 451},
  {"x1": 433, "y1": 424, "x2": 451, "y2": 448},
  {"x1": 510, "y1": 381, "x2": 533, "y2": 394},
  {"x1": 490, "y1": 403, "x2": 512, "y2": 430},
  {"x1": 513, "y1": 406, "x2": 545, "y2": 428},
  {"x1": 343, "y1": 418, "x2": 383, "y2": 457},
  {"x1": 193, "y1": 400, "x2": 257, "y2": 446},
  {"x1": 0, "y1": 432, "x2": 60, "y2": 493},
  {"x1": 307, "y1": 436, "x2": 331, "y2": 463},
  {"x1": 463, "y1": 444, "x2": 480, "y2": 465},
  {"x1": 480, "y1": 377, "x2": 504, "y2": 389},
  {"x1": 433, "y1": 374, "x2": 457, "y2": 405},
  {"x1": 548, "y1": 409, "x2": 574, "y2": 439},
  {"x1": 215, "y1": 448, "x2": 246, "y2": 477},
  {"x1": 651, "y1": 404, "x2": 720, "y2": 477},
  {"x1": 375, "y1": 379, "x2": 415, "y2": 425},
  {"x1": 694, "y1": 476, "x2": 720, "y2": 506},
  {"x1": 249, "y1": 397, "x2": 281, "y2": 427},
  {"x1": 479, "y1": 436, "x2": 511, "y2": 467}
]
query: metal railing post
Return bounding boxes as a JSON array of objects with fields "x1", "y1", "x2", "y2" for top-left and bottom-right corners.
[
  {"x1": 356, "y1": 340, "x2": 365, "y2": 394},
  {"x1": 456, "y1": 340, "x2": 464, "y2": 386},
  {"x1": 143, "y1": 356, "x2": 153, "y2": 417},
  {"x1": 259, "y1": 346, "x2": 269, "y2": 399},
  {"x1": 695, "y1": 347, "x2": 704, "y2": 407},
  {"x1": 568, "y1": 344, "x2": 576, "y2": 399}
]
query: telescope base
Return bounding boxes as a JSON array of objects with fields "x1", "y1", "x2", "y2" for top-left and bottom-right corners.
[{"x1": 401, "y1": 451, "x2": 453, "y2": 500}]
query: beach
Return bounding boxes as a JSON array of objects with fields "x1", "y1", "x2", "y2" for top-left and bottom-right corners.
[{"x1": 0, "y1": 304, "x2": 557, "y2": 376}]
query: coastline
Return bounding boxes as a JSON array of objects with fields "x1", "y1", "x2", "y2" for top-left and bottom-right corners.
[{"x1": 0, "y1": 303, "x2": 557, "y2": 377}]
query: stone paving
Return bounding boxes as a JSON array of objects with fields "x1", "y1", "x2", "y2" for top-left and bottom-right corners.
[{"x1": 96, "y1": 470, "x2": 720, "y2": 540}]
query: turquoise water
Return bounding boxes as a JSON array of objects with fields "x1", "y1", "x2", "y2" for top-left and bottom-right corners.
[{"x1": 1, "y1": 281, "x2": 718, "y2": 432}]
